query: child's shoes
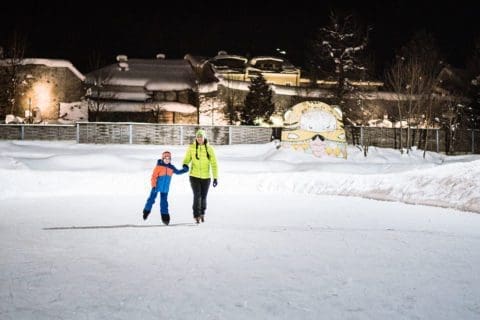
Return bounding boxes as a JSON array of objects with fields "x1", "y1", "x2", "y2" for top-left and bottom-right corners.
[
  {"x1": 143, "y1": 209, "x2": 150, "y2": 220},
  {"x1": 161, "y1": 214, "x2": 170, "y2": 225}
]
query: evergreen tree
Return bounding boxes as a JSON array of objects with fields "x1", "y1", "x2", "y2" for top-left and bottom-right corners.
[
  {"x1": 241, "y1": 74, "x2": 275, "y2": 125},
  {"x1": 308, "y1": 11, "x2": 369, "y2": 107}
]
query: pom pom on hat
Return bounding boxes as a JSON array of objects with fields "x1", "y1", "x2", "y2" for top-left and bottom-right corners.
[{"x1": 196, "y1": 129, "x2": 206, "y2": 138}]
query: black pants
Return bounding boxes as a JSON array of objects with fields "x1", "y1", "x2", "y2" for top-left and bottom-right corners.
[{"x1": 189, "y1": 176, "x2": 211, "y2": 217}]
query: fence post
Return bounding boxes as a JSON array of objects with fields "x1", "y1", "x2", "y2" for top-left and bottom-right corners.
[
  {"x1": 129, "y1": 124, "x2": 133, "y2": 144},
  {"x1": 472, "y1": 130, "x2": 475, "y2": 154},
  {"x1": 180, "y1": 126, "x2": 184, "y2": 145},
  {"x1": 76, "y1": 123, "x2": 80, "y2": 143},
  {"x1": 20, "y1": 125, "x2": 25, "y2": 140},
  {"x1": 436, "y1": 129, "x2": 439, "y2": 153},
  {"x1": 360, "y1": 126, "x2": 364, "y2": 146},
  {"x1": 228, "y1": 126, "x2": 232, "y2": 145}
]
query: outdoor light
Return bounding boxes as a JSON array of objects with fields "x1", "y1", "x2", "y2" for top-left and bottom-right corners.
[{"x1": 32, "y1": 82, "x2": 53, "y2": 114}]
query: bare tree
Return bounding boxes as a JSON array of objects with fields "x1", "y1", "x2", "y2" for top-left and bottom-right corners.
[
  {"x1": 385, "y1": 31, "x2": 443, "y2": 154},
  {"x1": 86, "y1": 88, "x2": 107, "y2": 121},
  {"x1": 84, "y1": 52, "x2": 113, "y2": 121},
  {"x1": 466, "y1": 36, "x2": 480, "y2": 129},
  {"x1": 0, "y1": 31, "x2": 27, "y2": 117},
  {"x1": 385, "y1": 56, "x2": 407, "y2": 151},
  {"x1": 220, "y1": 79, "x2": 242, "y2": 124}
]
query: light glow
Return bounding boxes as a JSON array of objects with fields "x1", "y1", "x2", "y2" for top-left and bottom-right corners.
[{"x1": 33, "y1": 82, "x2": 53, "y2": 113}]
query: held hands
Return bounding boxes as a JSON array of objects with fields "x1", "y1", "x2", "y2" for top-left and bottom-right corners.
[
  {"x1": 212, "y1": 179, "x2": 218, "y2": 188},
  {"x1": 182, "y1": 164, "x2": 189, "y2": 172}
]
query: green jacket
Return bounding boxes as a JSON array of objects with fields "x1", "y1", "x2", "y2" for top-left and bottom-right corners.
[{"x1": 183, "y1": 141, "x2": 218, "y2": 179}]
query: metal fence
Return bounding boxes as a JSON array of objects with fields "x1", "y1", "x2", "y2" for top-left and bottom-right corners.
[
  {"x1": 0, "y1": 124, "x2": 77, "y2": 141},
  {"x1": 1, "y1": 123, "x2": 479, "y2": 153},
  {"x1": 0, "y1": 123, "x2": 274, "y2": 145},
  {"x1": 345, "y1": 126, "x2": 480, "y2": 154}
]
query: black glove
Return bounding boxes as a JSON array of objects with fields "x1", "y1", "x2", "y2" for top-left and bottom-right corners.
[
  {"x1": 212, "y1": 179, "x2": 218, "y2": 187},
  {"x1": 183, "y1": 164, "x2": 189, "y2": 171}
]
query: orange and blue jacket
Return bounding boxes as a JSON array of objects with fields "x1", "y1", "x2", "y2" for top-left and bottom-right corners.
[{"x1": 150, "y1": 160, "x2": 188, "y2": 193}]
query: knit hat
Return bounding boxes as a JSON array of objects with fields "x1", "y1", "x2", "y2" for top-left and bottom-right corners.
[
  {"x1": 162, "y1": 151, "x2": 171, "y2": 159},
  {"x1": 196, "y1": 129, "x2": 206, "y2": 138}
]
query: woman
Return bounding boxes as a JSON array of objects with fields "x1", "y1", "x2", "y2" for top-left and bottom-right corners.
[{"x1": 182, "y1": 129, "x2": 218, "y2": 223}]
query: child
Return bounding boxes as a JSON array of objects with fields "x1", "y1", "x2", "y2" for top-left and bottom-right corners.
[{"x1": 143, "y1": 151, "x2": 188, "y2": 225}]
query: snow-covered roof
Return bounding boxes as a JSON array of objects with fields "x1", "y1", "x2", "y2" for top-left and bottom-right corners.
[
  {"x1": 247, "y1": 56, "x2": 300, "y2": 74},
  {"x1": 209, "y1": 55, "x2": 248, "y2": 74},
  {"x1": 218, "y1": 78, "x2": 417, "y2": 100},
  {"x1": 96, "y1": 101, "x2": 196, "y2": 113},
  {"x1": 183, "y1": 54, "x2": 209, "y2": 68},
  {"x1": 85, "y1": 59, "x2": 198, "y2": 91},
  {"x1": 0, "y1": 58, "x2": 85, "y2": 80},
  {"x1": 218, "y1": 78, "x2": 334, "y2": 98},
  {"x1": 249, "y1": 56, "x2": 284, "y2": 65},
  {"x1": 210, "y1": 54, "x2": 248, "y2": 63},
  {"x1": 155, "y1": 102, "x2": 197, "y2": 113}
]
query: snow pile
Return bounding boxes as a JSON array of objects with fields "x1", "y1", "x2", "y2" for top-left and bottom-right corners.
[{"x1": 0, "y1": 141, "x2": 479, "y2": 214}]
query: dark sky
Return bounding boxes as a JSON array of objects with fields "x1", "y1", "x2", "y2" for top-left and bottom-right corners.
[{"x1": 1, "y1": 0, "x2": 479, "y2": 75}]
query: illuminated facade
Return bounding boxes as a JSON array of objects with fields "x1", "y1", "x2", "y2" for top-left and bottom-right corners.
[
  {"x1": 210, "y1": 52, "x2": 301, "y2": 86},
  {"x1": 0, "y1": 59, "x2": 85, "y2": 122}
]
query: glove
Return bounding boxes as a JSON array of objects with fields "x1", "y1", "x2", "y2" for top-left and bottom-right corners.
[
  {"x1": 183, "y1": 164, "x2": 189, "y2": 172},
  {"x1": 212, "y1": 179, "x2": 218, "y2": 188}
]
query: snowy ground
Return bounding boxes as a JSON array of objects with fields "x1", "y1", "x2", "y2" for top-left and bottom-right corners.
[{"x1": 1, "y1": 140, "x2": 480, "y2": 319}]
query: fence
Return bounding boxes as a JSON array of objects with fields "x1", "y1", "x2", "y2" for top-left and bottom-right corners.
[
  {"x1": 1, "y1": 123, "x2": 479, "y2": 153},
  {"x1": 0, "y1": 124, "x2": 77, "y2": 141},
  {"x1": 0, "y1": 123, "x2": 274, "y2": 145},
  {"x1": 344, "y1": 126, "x2": 480, "y2": 154}
]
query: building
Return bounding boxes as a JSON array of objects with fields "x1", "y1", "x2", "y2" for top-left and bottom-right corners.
[
  {"x1": 210, "y1": 51, "x2": 301, "y2": 86},
  {"x1": 0, "y1": 58, "x2": 85, "y2": 123},
  {"x1": 208, "y1": 52, "x2": 248, "y2": 82},
  {"x1": 2, "y1": 52, "x2": 467, "y2": 129},
  {"x1": 84, "y1": 54, "x2": 219, "y2": 123}
]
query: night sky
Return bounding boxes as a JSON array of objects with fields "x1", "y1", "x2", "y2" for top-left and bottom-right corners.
[{"x1": 1, "y1": 0, "x2": 478, "y2": 75}]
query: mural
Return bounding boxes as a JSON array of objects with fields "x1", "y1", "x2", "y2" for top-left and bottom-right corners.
[{"x1": 281, "y1": 101, "x2": 347, "y2": 158}]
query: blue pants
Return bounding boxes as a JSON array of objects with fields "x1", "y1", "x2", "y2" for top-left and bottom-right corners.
[{"x1": 144, "y1": 188, "x2": 169, "y2": 215}]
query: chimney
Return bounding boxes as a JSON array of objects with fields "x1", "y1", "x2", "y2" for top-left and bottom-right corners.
[
  {"x1": 116, "y1": 54, "x2": 129, "y2": 71},
  {"x1": 116, "y1": 54, "x2": 128, "y2": 62},
  {"x1": 118, "y1": 62, "x2": 129, "y2": 71}
]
